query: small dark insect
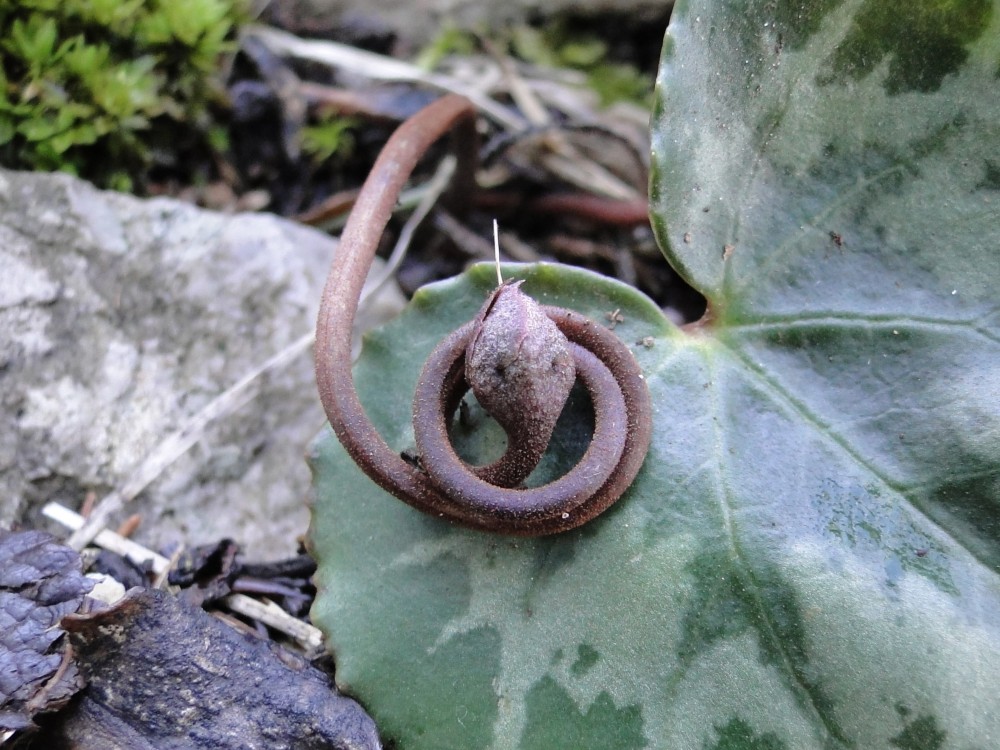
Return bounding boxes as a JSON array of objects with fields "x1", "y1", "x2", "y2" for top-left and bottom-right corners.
[
  {"x1": 915, "y1": 548, "x2": 929, "y2": 557},
  {"x1": 400, "y1": 449, "x2": 423, "y2": 471},
  {"x1": 829, "y1": 231, "x2": 843, "y2": 247}
]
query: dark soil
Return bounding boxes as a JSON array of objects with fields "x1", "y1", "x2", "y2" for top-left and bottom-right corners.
[{"x1": 146, "y1": 7, "x2": 706, "y2": 324}]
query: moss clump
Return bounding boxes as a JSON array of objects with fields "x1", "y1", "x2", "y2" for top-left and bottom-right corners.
[
  {"x1": 509, "y1": 24, "x2": 654, "y2": 107},
  {"x1": 0, "y1": 0, "x2": 247, "y2": 191},
  {"x1": 300, "y1": 116, "x2": 358, "y2": 165}
]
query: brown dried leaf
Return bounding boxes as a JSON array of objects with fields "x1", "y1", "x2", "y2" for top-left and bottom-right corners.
[{"x1": 0, "y1": 530, "x2": 92, "y2": 731}]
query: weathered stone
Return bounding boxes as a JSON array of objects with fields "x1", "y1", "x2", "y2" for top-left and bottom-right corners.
[
  {"x1": 264, "y1": 0, "x2": 671, "y2": 46},
  {"x1": 0, "y1": 169, "x2": 402, "y2": 558}
]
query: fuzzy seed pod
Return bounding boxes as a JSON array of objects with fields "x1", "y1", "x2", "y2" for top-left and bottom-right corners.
[{"x1": 464, "y1": 281, "x2": 576, "y2": 485}]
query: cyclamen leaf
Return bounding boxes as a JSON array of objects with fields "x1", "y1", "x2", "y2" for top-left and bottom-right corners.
[{"x1": 310, "y1": 1, "x2": 1000, "y2": 748}]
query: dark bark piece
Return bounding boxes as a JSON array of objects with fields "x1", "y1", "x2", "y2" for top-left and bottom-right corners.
[
  {"x1": 170, "y1": 539, "x2": 242, "y2": 608},
  {"x1": 89, "y1": 550, "x2": 151, "y2": 591},
  {"x1": 237, "y1": 555, "x2": 316, "y2": 580},
  {"x1": 53, "y1": 588, "x2": 380, "y2": 750},
  {"x1": 0, "y1": 530, "x2": 92, "y2": 732},
  {"x1": 167, "y1": 538, "x2": 240, "y2": 589}
]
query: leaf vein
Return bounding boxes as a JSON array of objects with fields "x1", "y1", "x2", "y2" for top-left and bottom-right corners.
[
  {"x1": 721, "y1": 342, "x2": 998, "y2": 574},
  {"x1": 726, "y1": 313, "x2": 1000, "y2": 345},
  {"x1": 705, "y1": 352, "x2": 850, "y2": 748}
]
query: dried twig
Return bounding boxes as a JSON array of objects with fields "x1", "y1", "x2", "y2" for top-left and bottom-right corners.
[
  {"x1": 44, "y1": 502, "x2": 326, "y2": 654},
  {"x1": 243, "y1": 25, "x2": 527, "y2": 132},
  {"x1": 44, "y1": 502, "x2": 171, "y2": 575},
  {"x1": 485, "y1": 45, "x2": 642, "y2": 201},
  {"x1": 361, "y1": 154, "x2": 457, "y2": 305},
  {"x1": 223, "y1": 594, "x2": 323, "y2": 653}
]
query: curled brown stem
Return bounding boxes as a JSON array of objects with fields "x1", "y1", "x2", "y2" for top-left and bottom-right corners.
[{"x1": 314, "y1": 94, "x2": 652, "y2": 535}]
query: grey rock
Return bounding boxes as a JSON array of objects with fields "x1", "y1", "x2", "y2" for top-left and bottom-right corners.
[
  {"x1": 266, "y1": 0, "x2": 672, "y2": 45},
  {"x1": 0, "y1": 169, "x2": 402, "y2": 558}
]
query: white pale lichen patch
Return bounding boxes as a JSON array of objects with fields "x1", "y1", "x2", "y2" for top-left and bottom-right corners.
[
  {"x1": 0, "y1": 248, "x2": 61, "y2": 308},
  {"x1": 15, "y1": 337, "x2": 178, "y2": 478}
]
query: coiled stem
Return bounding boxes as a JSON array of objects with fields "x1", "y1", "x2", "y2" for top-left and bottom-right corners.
[{"x1": 314, "y1": 94, "x2": 651, "y2": 535}]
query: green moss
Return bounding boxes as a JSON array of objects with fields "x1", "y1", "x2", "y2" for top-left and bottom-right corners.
[
  {"x1": 509, "y1": 23, "x2": 654, "y2": 107},
  {"x1": 0, "y1": 0, "x2": 248, "y2": 190},
  {"x1": 300, "y1": 116, "x2": 357, "y2": 164},
  {"x1": 415, "y1": 22, "x2": 478, "y2": 70}
]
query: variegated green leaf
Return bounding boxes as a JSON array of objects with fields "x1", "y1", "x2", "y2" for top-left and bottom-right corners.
[{"x1": 310, "y1": 1, "x2": 1000, "y2": 747}]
